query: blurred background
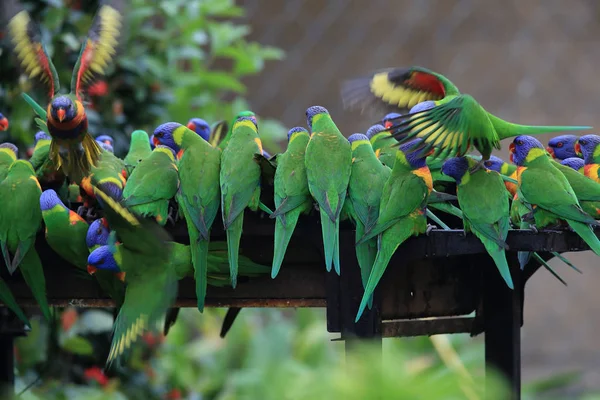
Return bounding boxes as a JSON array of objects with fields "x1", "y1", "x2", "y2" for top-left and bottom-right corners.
[{"x1": 1, "y1": 0, "x2": 599, "y2": 398}]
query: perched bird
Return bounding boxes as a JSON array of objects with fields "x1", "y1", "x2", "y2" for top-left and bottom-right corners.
[
  {"x1": 0, "y1": 160, "x2": 51, "y2": 320},
  {"x1": 97, "y1": 142, "x2": 114, "y2": 153},
  {"x1": 355, "y1": 139, "x2": 432, "y2": 321},
  {"x1": 215, "y1": 110, "x2": 256, "y2": 149},
  {"x1": 29, "y1": 132, "x2": 51, "y2": 172},
  {"x1": 483, "y1": 155, "x2": 518, "y2": 196},
  {"x1": 270, "y1": 127, "x2": 313, "y2": 278},
  {"x1": 342, "y1": 66, "x2": 591, "y2": 169},
  {"x1": 547, "y1": 135, "x2": 581, "y2": 161},
  {"x1": 122, "y1": 145, "x2": 179, "y2": 225},
  {"x1": 304, "y1": 106, "x2": 352, "y2": 274},
  {"x1": 80, "y1": 148, "x2": 127, "y2": 206},
  {"x1": 86, "y1": 218, "x2": 110, "y2": 250},
  {"x1": 153, "y1": 122, "x2": 221, "y2": 310},
  {"x1": 576, "y1": 135, "x2": 600, "y2": 183},
  {"x1": 88, "y1": 183, "x2": 173, "y2": 366},
  {"x1": 186, "y1": 118, "x2": 211, "y2": 142},
  {"x1": 550, "y1": 157, "x2": 600, "y2": 219},
  {"x1": 510, "y1": 135, "x2": 600, "y2": 255},
  {"x1": 0, "y1": 113, "x2": 8, "y2": 131},
  {"x1": 382, "y1": 112, "x2": 401, "y2": 129},
  {"x1": 95, "y1": 135, "x2": 114, "y2": 147},
  {"x1": 441, "y1": 157, "x2": 513, "y2": 289},
  {"x1": 123, "y1": 130, "x2": 153, "y2": 177},
  {"x1": 561, "y1": 157, "x2": 585, "y2": 173},
  {"x1": 0, "y1": 143, "x2": 18, "y2": 181},
  {"x1": 219, "y1": 116, "x2": 263, "y2": 287},
  {"x1": 366, "y1": 124, "x2": 396, "y2": 168},
  {"x1": 345, "y1": 133, "x2": 390, "y2": 306},
  {"x1": 7, "y1": 4, "x2": 123, "y2": 183}
]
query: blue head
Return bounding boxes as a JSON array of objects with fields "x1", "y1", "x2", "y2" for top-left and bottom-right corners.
[
  {"x1": 348, "y1": 133, "x2": 369, "y2": 143},
  {"x1": 547, "y1": 135, "x2": 579, "y2": 161},
  {"x1": 382, "y1": 113, "x2": 402, "y2": 129},
  {"x1": 441, "y1": 157, "x2": 470, "y2": 184},
  {"x1": 87, "y1": 245, "x2": 120, "y2": 274},
  {"x1": 97, "y1": 142, "x2": 114, "y2": 153},
  {"x1": 186, "y1": 118, "x2": 211, "y2": 142},
  {"x1": 561, "y1": 157, "x2": 585, "y2": 171},
  {"x1": 0, "y1": 143, "x2": 18, "y2": 157},
  {"x1": 39, "y1": 189, "x2": 66, "y2": 212},
  {"x1": 482, "y1": 155, "x2": 506, "y2": 173},
  {"x1": 509, "y1": 135, "x2": 545, "y2": 166},
  {"x1": 0, "y1": 113, "x2": 8, "y2": 131},
  {"x1": 234, "y1": 116, "x2": 258, "y2": 130},
  {"x1": 409, "y1": 101, "x2": 436, "y2": 114},
  {"x1": 50, "y1": 95, "x2": 77, "y2": 123},
  {"x1": 287, "y1": 127, "x2": 308, "y2": 142},
  {"x1": 153, "y1": 122, "x2": 181, "y2": 151},
  {"x1": 96, "y1": 135, "x2": 114, "y2": 146},
  {"x1": 306, "y1": 106, "x2": 329, "y2": 131},
  {"x1": 86, "y1": 218, "x2": 110, "y2": 248},
  {"x1": 34, "y1": 131, "x2": 51, "y2": 144},
  {"x1": 575, "y1": 134, "x2": 600, "y2": 164},
  {"x1": 399, "y1": 139, "x2": 429, "y2": 168},
  {"x1": 365, "y1": 124, "x2": 386, "y2": 139}
]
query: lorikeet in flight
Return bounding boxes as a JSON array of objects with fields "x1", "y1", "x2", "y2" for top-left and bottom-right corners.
[{"x1": 7, "y1": 2, "x2": 124, "y2": 184}]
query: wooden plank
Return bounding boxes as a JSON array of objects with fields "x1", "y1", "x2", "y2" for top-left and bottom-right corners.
[{"x1": 381, "y1": 317, "x2": 474, "y2": 337}]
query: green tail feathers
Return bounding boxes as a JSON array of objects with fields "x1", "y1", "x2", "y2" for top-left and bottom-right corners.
[
  {"x1": 487, "y1": 247, "x2": 514, "y2": 289},
  {"x1": 489, "y1": 113, "x2": 592, "y2": 141},
  {"x1": 20, "y1": 248, "x2": 52, "y2": 321},
  {"x1": 272, "y1": 209, "x2": 302, "y2": 279},
  {"x1": 355, "y1": 223, "x2": 376, "y2": 310},
  {"x1": 567, "y1": 220, "x2": 600, "y2": 256},
  {"x1": 193, "y1": 239, "x2": 210, "y2": 312},
  {"x1": 319, "y1": 208, "x2": 338, "y2": 274},
  {"x1": 226, "y1": 213, "x2": 244, "y2": 288},
  {"x1": 0, "y1": 279, "x2": 30, "y2": 327}
]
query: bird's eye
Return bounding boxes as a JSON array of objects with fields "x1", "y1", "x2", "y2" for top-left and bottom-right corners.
[
  {"x1": 155, "y1": 132, "x2": 163, "y2": 138},
  {"x1": 484, "y1": 161, "x2": 492, "y2": 167},
  {"x1": 96, "y1": 228, "x2": 102, "y2": 235},
  {"x1": 556, "y1": 142, "x2": 563, "y2": 148},
  {"x1": 517, "y1": 140, "x2": 523, "y2": 146},
  {"x1": 580, "y1": 140, "x2": 586, "y2": 146}
]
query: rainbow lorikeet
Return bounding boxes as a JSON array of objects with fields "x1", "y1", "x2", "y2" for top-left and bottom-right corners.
[
  {"x1": 7, "y1": 3, "x2": 124, "y2": 184},
  {"x1": 123, "y1": 130, "x2": 153, "y2": 177},
  {"x1": 576, "y1": 135, "x2": 600, "y2": 183},
  {"x1": 483, "y1": 155, "x2": 518, "y2": 197},
  {"x1": 270, "y1": 127, "x2": 313, "y2": 278},
  {"x1": 441, "y1": 157, "x2": 513, "y2": 289},
  {"x1": 213, "y1": 111, "x2": 256, "y2": 149},
  {"x1": 186, "y1": 118, "x2": 211, "y2": 142},
  {"x1": 95, "y1": 135, "x2": 114, "y2": 147},
  {"x1": 153, "y1": 122, "x2": 221, "y2": 310},
  {"x1": 381, "y1": 112, "x2": 401, "y2": 129},
  {"x1": 0, "y1": 113, "x2": 9, "y2": 131},
  {"x1": 547, "y1": 135, "x2": 581, "y2": 161},
  {"x1": 561, "y1": 157, "x2": 585, "y2": 173},
  {"x1": 510, "y1": 135, "x2": 600, "y2": 255},
  {"x1": 355, "y1": 139, "x2": 433, "y2": 321},
  {"x1": 342, "y1": 66, "x2": 591, "y2": 170},
  {"x1": 305, "y1": 106, "x2": 352, "y2": 275},
  {"x1": 550, "y1": 157, "x2": 600, "y2": 219},
  {"x1": 0, "y1": 143, "x2": 18, "y2": 182},
  {"x1": 366, "y1": 124, "x2": 396, "y2": 168}
]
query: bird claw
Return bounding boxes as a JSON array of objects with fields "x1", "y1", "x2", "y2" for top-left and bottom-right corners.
[
  {"x1": 76, "y1": 205, "x2": 86, "y2": 217},
  {"x1": 85, "y1": 207, "x2": 99, "y2": 221},
  {"x1": 529, "y1": 225, "x2": 538, "y2": 234},
  {"x1": 425, "y1": 224, "x2": 436, "y2": 236},
  {"x1": 166, "y1": 206, "x2": 178, "y2": 226},
  {"x1": 468, "y1": 159, "x2": 485, "y2": 174}
]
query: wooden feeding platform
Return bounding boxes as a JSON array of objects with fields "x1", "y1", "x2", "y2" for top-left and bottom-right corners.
[{"x1": 0, "y1": 210, "x2": 595, "y2": 400}]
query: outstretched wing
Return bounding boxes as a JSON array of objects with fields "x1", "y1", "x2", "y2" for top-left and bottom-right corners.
[
  {"x1": 341, "y1": 66, "x2": 460, "y2": 115},
  {"x1": 71, "y1": 3, "x2": 124, "y2": 100},
  {"x1": 7, "y1": 9, "x2": 60, "y2": 98}
]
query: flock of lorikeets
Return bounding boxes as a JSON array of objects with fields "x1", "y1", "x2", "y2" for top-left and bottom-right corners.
[{"x1": 0, "y1": 2, "x2": 599, "y2": 368}]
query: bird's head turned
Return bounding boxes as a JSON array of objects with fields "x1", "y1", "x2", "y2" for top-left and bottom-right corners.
[
  {"x1": 287, "y1": 127, "x2": 309, "y2": 143},
  {"x1": 34, "y1": 131, "x2": 51, "y2": 145},
  {"x1": 96, "y1": 135, "x2": 114, "y2": 146},
  {"x1": 237, "y1": 110, "x2": 256, "y2": 122},
  {"x1": 97, "y1": 142, "x2": 114, "y2": 153},
  {"x1": 483, "y1": 155, "x2": 507, "y2": 173},
  {"x1": 509, "y1": 135, "x2": 545, "y2": 166},
  {"x1": 233, "y1": 116, "x2": 258, "y2": 131},
  {"x1": 0, "y1": 113, "x2": 9, "y2": 131},
  {"x1": 575, "y1": 134, "x2": 600, "y2": 164},
  {"x1": 348, "y1": 133, "x2": 371, "y2": 151},
  {"x1": 86, "y1": 218, "x2": 110, "y2": 249},
  {"x1": 153, "y1": 122, "x2": 181, "y2": 150},
  {"x1": 398, "y1": 139, "x2": 430, "y2": 169},
  {"x1": 87, "y1": 245, "x2": 120, "y2": 275},
  {"x1": 546, "y1": 134, "x2": 579, "y2": 160},
  {"x1": 306, "y1": 106, "x2": 329, "y2": 131},
  {"x1": 441, "y1": 157, "x2": 470, "y2": 184},
  {"x1": 50, "y1": 95, "x2": 78, "y2": 123},
  {"x1": 409, "y1": 101, "x2": 436, "y2": 114},
  {"x1": 560, "y1": 157, "x2": 585, "y2": 171},
  {"x1": 0, "y1": 143, "x2": 18, "y2": 160},
  {"x1": 40, "y1": 189, "x2": 66, "y2": 212},
  {"x1": 365, "y1": 124, "x2": 386, "y2": 140},
  {"x1": 186, "y1": 118, "x2": 211, "y2": 142},
  {"x1": 382, "y1": 113, "x2": 402, "y2": 129}
]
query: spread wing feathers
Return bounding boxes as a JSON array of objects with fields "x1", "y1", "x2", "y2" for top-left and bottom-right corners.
[
  {"x1": 341, "y1": 66, "x2": 460, "y2": 115},
  {"x1": 106, "y1": 273, "x2": 177, "y2": 367},
  {"x1": 209, "y1": 120, "x2": 228, "y2": 147},
  {"x1": 390, "y1": 96, "x2": 497, "y2": 159},
  {"x1": 8, "y1": 9, "x2": 60, "y2": 98},
  {"x1": 92, "y1": 183, "x2": 172, "y2": 254},
  {"x1": 71, "y1": 4, "x2": 123, "y2": 100}
]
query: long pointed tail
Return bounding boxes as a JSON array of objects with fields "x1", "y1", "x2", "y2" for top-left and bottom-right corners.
[
  {"x1": 193, "y1": 239, "x2": 210, "y2": 312},
  {"x1": 486, "y1": 247, "x2": 514, "y2": 289},
  {"x1": 489, "y1": 113, "x2": 592, "y2": 141},
  {"x1": 20, "y1": 248, "x2": 52, "y2": 321},
  {"x1": 568, "y1": 220, "x2": 600, "y2": 256},
  {"x1": 0, "y1": 278, "x2": 29, "y2": 327},
  {"x1": 272, "y1": 210, "x2": 301, "y2": 279},
  {"x1": 354, "y1": 223, "x2": 376, "y2": 310},
  {"x1": 226, "y1": 213, "x2": 244, "y2": 288},
  {"x1": 319, "y1": 208, "x2": 337, "y2": 273}
]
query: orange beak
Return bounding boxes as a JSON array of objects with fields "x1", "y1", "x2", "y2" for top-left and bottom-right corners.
[
  {"x1": 0, "y1": 117, "x2": 9, "y2": 131},
  {"x1": 153, "y1": 136, "x2": 160, "y2": 147},
  {"x1": 186, "y1": 122, "x2": 196, "y2": 131},
  {"x1": 115, "y1": 272, "x2": 126, "y2": 282},
  {"x1": 509, "y1": 152, "x2": 514, "y2": 164},
  {"x1": 384, "y1": 121, "x2": 393, "y2": 129},
  {"x1": 509, "y1": 142, "x2": 516, "y2": 154},
  {"x1": 87, "y1": 265, "x2": 97, "y2": 275},
  {"x1": 57, "y1": 108, "x2": 66, "y2": 122},
  {"x1": 574, "y1": 142, "x2": 582, "y2": 156},
  {"x1": 101, "y1": 217, "x2": 109, "y2": 228},
  {"x1": 546, "y1": 146, "x2": 555, "y2": 158}
]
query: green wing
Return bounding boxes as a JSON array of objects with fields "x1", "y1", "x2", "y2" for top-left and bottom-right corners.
[
  {"x1": 123, "y1": 164, "x2": 179, "y2": 207},
  {"x1": 553, "y1": 161, "x2": 600, "y2": 202}
]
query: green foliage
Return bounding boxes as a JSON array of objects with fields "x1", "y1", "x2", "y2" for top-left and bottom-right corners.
[{"x1": 0, "y1": 0, "x2": 286, "y2": 155}]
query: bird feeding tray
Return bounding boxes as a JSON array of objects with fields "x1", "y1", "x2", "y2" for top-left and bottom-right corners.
[{"x1": 0, "y1": 209, "x2": 595, "y2": 400}]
